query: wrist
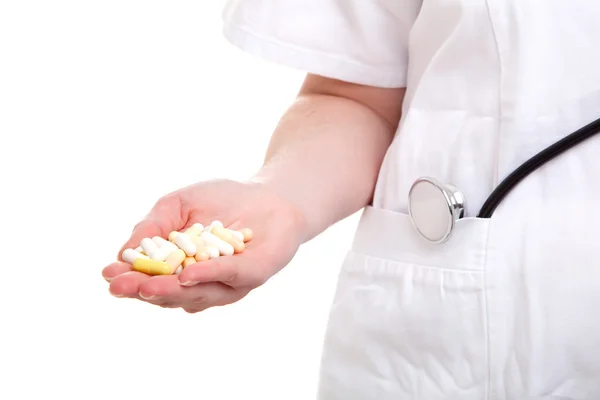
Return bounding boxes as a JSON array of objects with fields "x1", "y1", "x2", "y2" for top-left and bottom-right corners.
[{"x1": 248, "y1": 168, "x2": 318, "y2": 242}]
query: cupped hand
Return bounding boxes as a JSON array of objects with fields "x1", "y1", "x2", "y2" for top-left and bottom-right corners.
[{"x1": 102, "y1": 179, "x2": 307, "y2": 313}]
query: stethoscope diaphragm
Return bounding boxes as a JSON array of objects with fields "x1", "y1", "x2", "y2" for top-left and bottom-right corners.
[{"x1": 408, "y1": 177, "x2": 466, "y2": 244}]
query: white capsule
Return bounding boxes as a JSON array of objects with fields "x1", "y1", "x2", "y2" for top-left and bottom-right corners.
[
  {"x1": 135, "y1": 246, "x2": 144, "y2": 254},
  {"x1": 201, "y1": 232, "x2": 234, "y2": 256},
  {"x1": 228, "y1": 229, "x2": 244, "y2": 241},
  {"x1": 122, "y1": 248, "x2": 149, "y2": 264},
  {"x1": 191, "y1": 223, "x2": 204, "y2": 233},
  {"x1": 174, "y1": 233, "x2": 197, "y2": 256},
  {"x1": 205, "y1": 246, "x2": 220, "y2": 259},
  {"x1": 174, "y1": 265, "x2": 183, "y2": 275},
  {"x1": 147, "y1": 247, "x2": 172, "y2": 262},
  {"x1": 152, "y1": 236, "x2": 178, "y2": 252},
  {"x1": 152, "y1": 236, "x2": 169, "y2": 247},
  {"x1": 140, "y1": 238, "x2": 159, "y2": 255}
]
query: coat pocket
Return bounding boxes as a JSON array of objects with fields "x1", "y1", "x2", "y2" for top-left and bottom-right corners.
[{"x1": 317, "y1": 251, "x2": 488, "y2": 400}]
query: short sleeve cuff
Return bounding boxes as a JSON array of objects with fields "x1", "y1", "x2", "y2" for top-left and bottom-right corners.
[{"x1": 222, "y1": 23, "x2": 408, "y2": 89}]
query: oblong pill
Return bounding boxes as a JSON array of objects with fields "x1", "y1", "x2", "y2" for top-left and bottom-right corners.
[
  {"x1": 201, "y1": 232, "x2": 234, "y2": 256},
  {"x1": 189, "y1": 235, "x2": 205, "y2": 249},
  {"x1": 205, "y1": 246, "x2": 220, "y2": 259},
  {"x1": 203, "y1": 220, "x2": 223, "y2": 232},
  {"x1": 211, "y1": 225, "x2": 233, "y2": 241},
  {"x1": 174, "y1": 265, "x2": 183, "y2": 275},
  {"x1": 132, "y1": 258, "x2": 172, "y2": 276},
  {"x1": 149, "y1": 247, "x2": 172, "y2": 262},
  {"x1": 183, "y1": 257, "x2": 196, "y2": 268},
  {"x1": 228, "y1": 229, "x2": 244, "y2": 241},
  {"x1": 185, "y1": 223, "x2": 204, "y2": 236},
  {"x1": 135, "y1": 246, "x2": 145, "y2": 254},
  {"x1": 152, "y1": 236, "x2": 168, "y2": 247},
  {"x1": 239, "y1": 228, "x2": 253, "y2": 242},
  {"x1": 168, "y1": 231, "x2": 179, "y2": 242},
  {"x1": 122, "y1": 248, "x2": 148, "y2": 264},
  {"x1": 212, "y1": 226, "x2": 245, "y2": 253},
  {"x1": 194, "y1": 249, "x2": 210, "y2": 262},
  {"x1": 165, "y1": 249, "x2": 186, "y2": 269},
  {"x1": 140, "y1": 237, "x2": 159, "y2": 255},
  {"x1": 153, "y1": 236, "x2": 178, "y2": 252},
  {"x1": 174, "y1": 233, "x2": 197, "y2": 256},
  {"x1": 190, "y1": 236, "x2": 210, "y2": 261}
]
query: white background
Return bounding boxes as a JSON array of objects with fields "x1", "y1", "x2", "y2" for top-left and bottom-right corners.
[{"x1": 0, "y1": 1, "x2": 359, "y2": 399}]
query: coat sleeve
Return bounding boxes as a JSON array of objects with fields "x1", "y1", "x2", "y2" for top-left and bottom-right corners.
[{"x1": 222, "y1": 0, "x2": 422, "y2": 88}]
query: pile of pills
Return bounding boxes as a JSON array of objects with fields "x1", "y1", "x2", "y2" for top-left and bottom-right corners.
[{"x1": 121, "y1": 221, "x2": 252, "y2": 276}]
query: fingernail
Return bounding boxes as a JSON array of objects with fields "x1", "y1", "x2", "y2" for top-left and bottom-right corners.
[
  {"x1": 108, "y1": 287, "x2": 123, "y2": 297},
  {"x1": 139, "y1": 292, "x2": 156, "y2": 300},
  {"x1": 179, "y1": 280, "x2": 198, "y2": 287},
  {"x1": 103, "y1": 276, "x2": 113, "y2": 282}
]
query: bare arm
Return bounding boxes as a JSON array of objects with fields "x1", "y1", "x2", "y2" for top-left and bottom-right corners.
[{"x1": 252, "y1": 74, "x2": 406, "y2": 241}]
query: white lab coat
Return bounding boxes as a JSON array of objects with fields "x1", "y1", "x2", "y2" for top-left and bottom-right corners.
[{"x1": 223, "y1": 1, "x2": 600, "y2": 398}]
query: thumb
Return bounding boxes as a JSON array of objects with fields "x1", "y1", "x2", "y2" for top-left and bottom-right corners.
[
  {"x1": 117, "y1": 193, "x2": 188, "y2": 260},
  {"x1": 177, "y1": 247, "x2": 270, "y2": 289}
]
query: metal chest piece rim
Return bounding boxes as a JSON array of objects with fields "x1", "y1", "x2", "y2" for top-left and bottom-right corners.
[{"x1": 408, "y1": 177, "x2": 466, "y2": 244}]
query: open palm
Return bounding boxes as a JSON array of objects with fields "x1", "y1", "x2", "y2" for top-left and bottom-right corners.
[{"x1": 102, "y1": 179, "x2": 306, "y2": 313}]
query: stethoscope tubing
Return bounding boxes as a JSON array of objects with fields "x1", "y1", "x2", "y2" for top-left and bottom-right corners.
[{"x1": 477, "y1": 116, "x2": 600, "y2": 218}]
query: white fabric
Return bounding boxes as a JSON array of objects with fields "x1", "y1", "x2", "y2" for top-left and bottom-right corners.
[
  {"x1": 223, "y1": 1, "x2": 600, "y2": 398},
  {"x1": 222, "y1": 0, "x2": 420, "y2": 88}
]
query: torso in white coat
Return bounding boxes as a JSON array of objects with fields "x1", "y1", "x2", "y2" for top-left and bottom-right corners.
[{"x1": 224, "y1": 1, "x2": 600, "y2": 398}]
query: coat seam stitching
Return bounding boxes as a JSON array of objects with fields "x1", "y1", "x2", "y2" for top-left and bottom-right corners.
[
  {"x1": 481, "y1": 218, "x2": 494, "y2": 400},
  {"x1": 483, "y1": 1, "x2": 502, "y2": 398},
  {"x1": 346, "y1": 250, "x2": 487, "y2": 274},
  {"x1": 485, "y1": 1, "x2": 504, "y2": 190}
]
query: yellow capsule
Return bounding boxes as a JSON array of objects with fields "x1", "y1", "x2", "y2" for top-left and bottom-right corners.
[
  {"x1": 190, "y1": 235, "x2": 204, "y2": 248},
  {"x1": 239, "y1": 228, "x2": 253, "y2": 242},
  {"x1": 189, "y1": 235, "x2": 210, "y2": 261},
  {"x1": 132, "y1": 258, "x2": 173, "y2": 276},
  {"x1": 212, "y1": 226, "x2": 245, "y2": 253},
  {"x1": 185, "y1": 223, "x2": 204, "y2": 236},
  {"x1": 192, "y1": 236, "x2": 207, "y2": 259},
  {"x1": 183, "y1": 257, "x2": 196, "y2": 268},
  {"x1": 165, "y1": 249, "x2": 186, "y2": 270},
  {"x1": 194, "y1": 249, "x2": 210, "y2": 262}
]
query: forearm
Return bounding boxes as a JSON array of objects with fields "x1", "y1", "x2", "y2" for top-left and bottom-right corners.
[{"x1": 252, "y1": 88, "x2": 402, "y2": 241}]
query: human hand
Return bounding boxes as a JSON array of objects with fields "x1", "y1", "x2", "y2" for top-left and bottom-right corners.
[{"x1": 102, "y1": 179, "x2": 307, "y2": 313}]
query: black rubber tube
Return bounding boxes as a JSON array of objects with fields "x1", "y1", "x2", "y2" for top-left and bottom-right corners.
[{"x1": 477, "y1": 116, "x2": 600, "y2": 218}]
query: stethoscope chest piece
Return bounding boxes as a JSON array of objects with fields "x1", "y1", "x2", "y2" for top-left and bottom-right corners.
[
  {"x1": 406, "y1": 114, "x2": 600, "y2": 244},
  {"x1": 408, "y1": 177, "x2": 466, "y2": 244}
]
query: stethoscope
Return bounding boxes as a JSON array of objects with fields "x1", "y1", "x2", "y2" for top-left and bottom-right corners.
[{"x1": 408, "y1": 116, "x2": 600, "y2": 244}]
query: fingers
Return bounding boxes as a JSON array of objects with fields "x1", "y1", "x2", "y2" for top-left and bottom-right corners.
[
  {"x1": 108, "y1": 272, "x2": 246, "y2": 311},
  {"x1": 137, "y1": 275, "x2": 245, "y2": 312},
  {"x1": 117, "y1": 193, "x2": 188, "y2": 260},
  {"x1": 177, "y1": 249, "x2": 268, "y2": 289},
  {"x1": 102, "y1": 261, "x2": 133, "y2": 282},
  {"x1": 108, "y1": 271, "x2": 151, "y2": 298}
]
